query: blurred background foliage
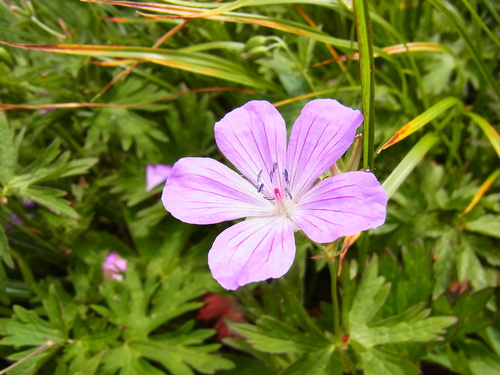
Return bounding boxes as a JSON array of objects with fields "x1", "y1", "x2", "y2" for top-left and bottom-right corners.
[{"x1": 0, "y1": 0, "x2": 499, "y2": 374}]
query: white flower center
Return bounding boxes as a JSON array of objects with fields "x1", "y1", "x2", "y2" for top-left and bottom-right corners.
[{"x1": 254, "y1": 162, "x2": 295, "y2": 217}]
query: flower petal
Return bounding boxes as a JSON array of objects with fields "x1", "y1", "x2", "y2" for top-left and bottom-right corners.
[
  {"x1": 214, "y1": 101, "x2": 287, "y2": 194},
  {"x1": 162, "y1": 157, "x2": 274, "y2": 225},
  {"x1": 291, "y1": 171, "x2": 387, "y2": 243},
  {"x1": 286, "y1": 99, "x2": 364, "y2": 199},
  {"x1": 208, "y1": 217, "x2": 296, "y2": 290},
  {"x1": 146, "y1": 164, "x2": 172, "y2": 191}
]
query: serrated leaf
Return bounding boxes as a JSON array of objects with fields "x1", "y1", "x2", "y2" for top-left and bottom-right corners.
[
  {"x1": 0, "y1": 305, "x2": 64, "y2": 347},
  {"x1": 131, "y1": 331, "x2": 234, "y2": 375},
  {"x1": 348, "y1": 256, "x2": 390, "y2": 328},
  {"x1": 83, "y1": 108, "x2": 166, "y2": 158},
  {"x1": 433, "y1": 230, "x2": 459, "y2": 299},
  {"x1": 457, "y1": 239, "x2": 488, "y2": 290},
  {"x1": 230, "y1": 316, "x2": 330, "y2": 354},
  {"x1": 97, "y1": 266, "x2": 206, "y2": 339},
  {"x1": 352, "y1": 316, "x2": 457, "y2": 347},
  {"x1": 22, "y1": 186, "x2": 79, "y2": 219},
  {"x1": 280, "y1": 346, "x2": 347, "y2": 375},
  {"x1": 348, "y1": 257, "x2": 457, "y2": 349},
  {"x1": 464, "y1": 215, "x2": 500, "y2": 239},
  {"x1": 281, "y1": 292, "x2": 326, "y2": 338},
  {"x1": 360, "y1": 347, "x2": 420, "y2": 375},
  {"x1": 8, "y1": 155, "x2": 98, "y2": 190},
  {"x1": 43, "y1": 283, "x2": 81, "y2": 338},
  {"x1": 6, "y1": 344, "x2": 59, "y2": 375}
]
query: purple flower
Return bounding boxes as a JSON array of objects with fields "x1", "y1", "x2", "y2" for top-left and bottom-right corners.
[
  {"x1": 102, "y1": 252, "x2": 127, "y2": 281},
  {"x1": 146, "y1": 164, "x2": 172, "y2": 191},
  {"x1": 162, "y1": 100, "x2": 387, "y2": 290}
]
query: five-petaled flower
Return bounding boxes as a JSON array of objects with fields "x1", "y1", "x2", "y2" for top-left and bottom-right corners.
[{"x1": 162, "y1": 99, "x2": 387, "y2": 290}]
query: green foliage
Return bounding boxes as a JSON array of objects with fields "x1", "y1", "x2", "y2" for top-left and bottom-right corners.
[{"x1": 0, "y1": 0, "x2": 499, "y2": 373}]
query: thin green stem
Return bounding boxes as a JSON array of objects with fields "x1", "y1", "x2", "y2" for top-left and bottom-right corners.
[
  {"x1": 30, "y1": 16, "x2": 66, "y2": 40},
  {"x1": 327, "y1": 258, "x2": 340, "y2": 336},
  {"x1": 354, "y1": 0, "x2": 375, "y2": 168},
  {"x1": 0, "y1": 341, "x2": 57, "y2": 375},
  {"x1": 358, "y1": 231, "x2": 369, "y2": 275}
]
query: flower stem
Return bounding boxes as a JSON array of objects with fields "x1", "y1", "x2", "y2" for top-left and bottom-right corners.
[
  {"x1": 354, "y1": 0, "x2": 375, "y2": 169},
  {"x1": 30, "y1": 16, "x2": 66, "y2": 40},
  {"x1": 327, "y1": 256, "x2": 340, "y2": 336},
  {"x1": 0, "y1": 341, "x2": 57, "y2": 375}
]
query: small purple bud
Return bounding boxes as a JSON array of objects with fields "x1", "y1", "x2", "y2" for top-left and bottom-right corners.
[
  {"x1": 23, "y1": 200, "x2": 37, "y2": 209},
  {"x1": 102, "y1": 252, "x2": 127, "y2": 281}
]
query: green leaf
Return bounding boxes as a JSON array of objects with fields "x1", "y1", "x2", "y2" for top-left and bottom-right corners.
[
  {"x1": 348, "y1": 257, "x2": 456, "y2": 348},
  {"x1": 131, "y1": 330, "x2": 234, "y2": 375},
  {"x1": 280, "y1": 346, "x2": 348, "y2": 375},
  {"x1": 0, "y1": 110, "x2": 16, "y2": 185},
  {"x1": 67, "y1": 350, "x2": 105, "y2": 375},
  {"x1": 8, "y1": 155, "x2": 98, "y2": 190},
  {"x1": 6, "y1": 344, "x2": 60, "y2": 375},
  {"x1": 0, "y1": 224, "x2": 14, "y2": 268},
  {"x1": 360, "y1": 347, "x2": 420, "y2": 375},
  {"x1": 464, "y1": 215, "x2": 500, "y2": 239},
  {"x1": 457, "y1": 238, "x2": 489, "y2": 290},
  {"x1": 348, "y1": 256, "x2": 390, "y2": 329},
  {"x1": 43, "y1": 283, "x2": 82, "y2": 338},
  {"x1": 353, "y1": 316, "x2": 456, "y2": 347},
  {"x1": 83, "y1": 107, "x2": 166, "y2": 158},
  {"x1": 230, "y1": 316, "x2": 330, "y2": 354},
  {"x1": 22, "y1": 186, "x2": 79, "y2": 219},
  {"x1": 432, "y1": 230, "x2": 459, "y2": 299},
  {"x1": 0, "y1": 305, "x2": 64, "y2": 347}
]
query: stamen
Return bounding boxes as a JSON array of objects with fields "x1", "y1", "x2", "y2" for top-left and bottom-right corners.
[
  {"x1": 263, "y1": 196, "x2": 275, "y2": 201},
  {"x1": 257, "y1": 183, "x2": 264, "y2": 193},
  {"x1": 284, "y1": 188, "x2": 293, "y2": 200},
  {"x1": 257, "y1": 170, "x2": 263, "y2": 183},
  {"x1": 272, "y1": 162, "x2": 278, "y2": 173},
  {"x1": 282, "y1": 169, "x2": 289, "y2": 184}
]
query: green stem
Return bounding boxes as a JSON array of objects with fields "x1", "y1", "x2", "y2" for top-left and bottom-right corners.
[
  {"x1": 0, "y1": 341, "x2": 57, "y2": 375},
  {"x1": 358, "y1": 231, "x2": 369, "y2": 275},
  {"x1": 30, "y1": 16, "x2": 66, "y2": 39},
  {"x1": 327, "y1": 257, "x2": 340, "y2": 336},
  {"x1": 354, "y1": 0, "x2": 375, "y2": 169}
]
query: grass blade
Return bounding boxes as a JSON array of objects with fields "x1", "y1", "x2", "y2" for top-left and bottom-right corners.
[
  {"x1": 464, "y1": 111, "x2": 500, "y2": 159},
  {"x1": 379, "y1": 97, "x2": 462, "y2": 151},
  {"x1": 459, "y1": 169, "x2": 500, "y2": 217},
  {"x1": 382, "y1": 132, "x2": 440, "y2": 198}
]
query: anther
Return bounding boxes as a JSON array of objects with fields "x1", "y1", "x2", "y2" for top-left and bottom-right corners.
[
  {"x1": 257, "y1": 170, "x2": 263, "y2": 183},
  {"x1": 257, "y1": 183, "x2": 264, "y2": 193},
  {"x1": 284, "y1": 188, "x2": 293, "y2": 200},
  {"x1": 263, "y1": 196, "x2": 275, "y2": 201},
  {"x1": 282, "y1": 169, "x2": 289, "y2": 184}
]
